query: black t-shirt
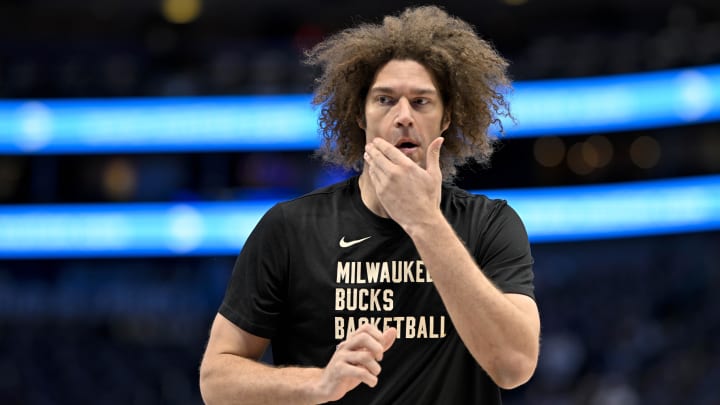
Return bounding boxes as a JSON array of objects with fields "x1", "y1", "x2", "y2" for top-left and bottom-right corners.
[{"x1": 220, "y1": 176, "x2": 535, "y2": 404}]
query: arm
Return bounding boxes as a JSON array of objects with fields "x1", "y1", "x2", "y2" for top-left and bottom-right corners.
[
  {"x1": 199, "y1": 313, "x2": 397, "y2": 404},
  {"x1": 406, "y1": 215, "x2": 539, "y2": 389},
  {"x1": 364, "y1": 137, "x2": 540, "y2": 389},
  {"x1": 199, "y1": 313, "x2": 318, "y2": 405}
]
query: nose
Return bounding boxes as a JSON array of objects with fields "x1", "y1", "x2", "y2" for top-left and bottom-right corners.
[{"x1": 393, "y1": 97, "x2": 414, "y2": 128}]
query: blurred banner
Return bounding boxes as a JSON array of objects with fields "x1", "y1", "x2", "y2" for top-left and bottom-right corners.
[
  {"x1": 0, "y1": 65, "x2": 719, "y2": 154},
  {"x1": 1, "y1": 175, "x2": 718, "y2": 258}
]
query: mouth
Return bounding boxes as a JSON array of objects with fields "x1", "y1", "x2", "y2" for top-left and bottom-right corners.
[{"x1": 394, "y1": 138, "x2": 419, "y2": 155}]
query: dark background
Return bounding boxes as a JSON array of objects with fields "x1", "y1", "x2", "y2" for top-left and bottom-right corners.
[{"x1": 0, "y1": 0, "x2": 719, "y2": 404}]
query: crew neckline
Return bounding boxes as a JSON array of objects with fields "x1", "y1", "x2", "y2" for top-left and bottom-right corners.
[{"x1": 348, "y1": 176, "x2": 404, "y2": 232}]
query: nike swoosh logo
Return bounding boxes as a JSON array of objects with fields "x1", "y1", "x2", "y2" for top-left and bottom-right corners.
[{"x1": 339, "y1": 236, "x2": 371, "y2": 248}]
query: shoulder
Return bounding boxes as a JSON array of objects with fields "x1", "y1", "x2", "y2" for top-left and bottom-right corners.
[
  {"x1": 246, "y1": 178, "x2": 357, "y2": 249},
  {"x1": 441, "y1": 183, "x2": 509, "y2": 219},
  {"x1": 441, "y1": 183, "x2": 529, "y2": 243},
  {"x1": 274, "y1": 177, "x2": 356, "y2": 214}
]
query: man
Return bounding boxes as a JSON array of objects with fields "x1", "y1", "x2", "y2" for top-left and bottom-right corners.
[{"x1": 200, "y1": 6, "x2": 539, "y2": 404}]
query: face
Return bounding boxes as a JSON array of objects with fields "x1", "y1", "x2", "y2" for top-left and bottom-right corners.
[{"x1": 360, "y1": 59, "x2": 450, "y2": 168}]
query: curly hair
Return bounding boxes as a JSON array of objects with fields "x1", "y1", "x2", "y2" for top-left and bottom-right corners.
[{"x1": 304, "y1": 5, "x2": 513, "y2": 179}]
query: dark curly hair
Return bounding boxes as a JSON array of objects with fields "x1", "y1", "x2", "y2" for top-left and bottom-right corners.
[{"x1": 304, "y1": 5, "x2": 513, "y2": 180}]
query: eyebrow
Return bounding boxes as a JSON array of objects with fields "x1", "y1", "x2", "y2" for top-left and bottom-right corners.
[{"x1": 369, "y1": 86, "x2": 438, "y2": 96}]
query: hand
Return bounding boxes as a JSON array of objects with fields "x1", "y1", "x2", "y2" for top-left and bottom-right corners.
[
  {"x1": 313, "y1": 324, "x2": 397, "y2": 403},
  {"x1": 364, "y1": 137, "x2": 445, "y2": 231}
]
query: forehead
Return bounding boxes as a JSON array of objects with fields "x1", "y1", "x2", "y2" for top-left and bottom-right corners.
[{"x1": 370, "y1": 59, "x2": 439, "y2": 92}]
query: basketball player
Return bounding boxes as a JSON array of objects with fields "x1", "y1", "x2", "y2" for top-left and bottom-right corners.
[{"x1": 200, "y1": 6, "x2": 540, "y2": 404}]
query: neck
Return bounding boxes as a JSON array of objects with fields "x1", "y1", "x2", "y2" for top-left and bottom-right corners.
[{"x1": 358, "y1": 172, "x2": 390, "y2": 218}]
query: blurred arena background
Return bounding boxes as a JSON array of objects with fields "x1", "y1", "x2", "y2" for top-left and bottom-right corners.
[{"x1": 1, "y1": 0, "x2": 719, "y2": 404}]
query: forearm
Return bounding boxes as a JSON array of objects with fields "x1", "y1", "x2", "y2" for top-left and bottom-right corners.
[
  {"x1": 405, "y1": 213, "x2": 539, "y2": 388},
  {"x1": 200, "y1": 354, "x2": 323, "y2": 405}
]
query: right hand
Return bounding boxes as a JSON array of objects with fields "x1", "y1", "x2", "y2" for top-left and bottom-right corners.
[{"x1": 313, "y1": 324, "x2": 397, "y2": 403}]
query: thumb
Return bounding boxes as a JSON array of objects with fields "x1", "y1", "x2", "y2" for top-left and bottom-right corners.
[
  {"x1": 382, "y1": 327, "x2": 397, "y2": 352},
  {"x1": 426, "y1": 137, "x2": 444, "y2": 177}
]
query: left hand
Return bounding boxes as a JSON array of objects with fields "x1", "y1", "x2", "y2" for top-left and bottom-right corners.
[{"x1": 363, "y1": 136, "x2": 444, "y2": 230}]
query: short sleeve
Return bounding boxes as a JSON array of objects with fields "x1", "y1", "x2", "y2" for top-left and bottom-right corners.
[
  {"x1": 219, "y1": 204, "x2": 289, "y2": 338},
  {"x1": 475, "y1": 202, "x2": 535, "y2": 300}
]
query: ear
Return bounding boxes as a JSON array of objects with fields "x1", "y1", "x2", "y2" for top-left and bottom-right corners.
[
  {"x1": 357, "y1": 115, "x2": 366, "y2": 130},
  {"x1": 441, "y1": 110, "x2": 451, "y2": 133}
]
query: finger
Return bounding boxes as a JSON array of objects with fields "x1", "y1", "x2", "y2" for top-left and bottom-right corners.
[
  {"x1": 341, "y1": 324, "x2": 387, "y2": 360},
  {"x1": 343, "y1": 333, "x2": 385, "y2": 360},
  {"x1": 343, "y1": 351, "x2": 382, "y2": 376},
  {"x1": 360, "y1": 371, "x2": 379, "y2": 388},
  {"x1": 363, "y1": 149, "x2": 379, "y2": 183},
  {"x1": 363, "y1": 376, "x2": 379, "y2": 388},
  {"x1": 353, "y1": 323, "x2": 385, "y2": 342},
  {"x1": 372, "y1": 137, "x2": 414, "y2": 164},
  {"x1": 425, "y1": 137, "x2": 444, "y2": 178},
  {"x1": 364, "y1": 144, "x2": 393, "y2": 176},
  {"x1": 334, "y1": 361, "x2": 379, "y2": 388},
  {"x1": 382, "y1": 327, "x2": 397, "y2": 352},
  {"x1": 368, "y1": 138, "x2": 412, "y2": 165}
]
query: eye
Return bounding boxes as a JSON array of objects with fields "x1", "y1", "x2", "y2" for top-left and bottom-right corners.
[
  {"x1": 413, "y1": 98, "x2": 430, "y2": 106},
  {"x1": 377, "y1": 95, "x2": 395, "y2": 105}
]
